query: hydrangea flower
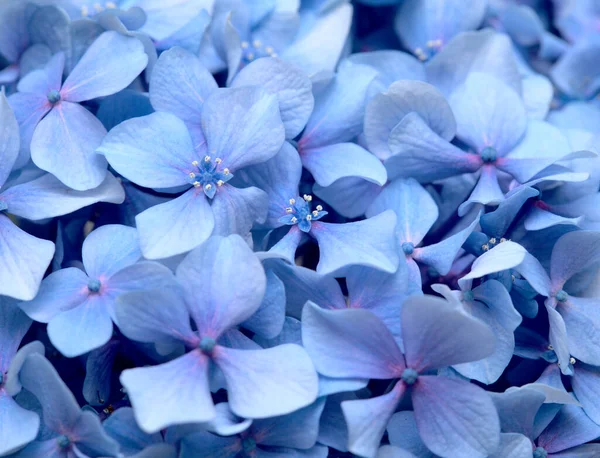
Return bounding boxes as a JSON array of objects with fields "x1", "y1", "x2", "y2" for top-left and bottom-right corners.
[
  {"x1": 302, "y1": 295, "x2": 500, "y2": 457},
  {"x1": 115, "y1": 235, "x2": 319, "y2": 432},
  {"x1": 97, "y1": 85, "x2": 285, "y2": 259},
  {"x1": 14, "y1": 352, "x2": 119, "y2": 457},
  {"x1": 19, "y1": 224, "x2": 174, "y2": 357},
  {"x1": 9, "y1": 31, "x2": 148, "y2": 189}
]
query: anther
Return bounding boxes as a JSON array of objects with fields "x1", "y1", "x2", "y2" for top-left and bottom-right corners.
[
  {"x1": 306, "y1": 215, "x2": 312, "y2": 221},
  {"x1": 316, "y1": 205, "x2": 323, "y2": 211},
  {"x1": 215, "y1": 158, "x2": 222, "y2": 164},
  {"x1": 548, "y1": 345, "x2": 554, "y2": 350},
  {"x1": 482, "y1": 244, "x2": 489, "y2": 251},
  {"x1": 217, "y1": 180, "x2": 224, "y2": 186},
  {"x1": 192, "y1": 160, "x2": 198, "y2": 166},
  {"x1": 223, "y1": 168, "x2": 230, "y2": 175},
  {"x1": 285, "y1": 207, "x2": 293, "y2": 213},
  {"x1": 500, "y1": 238, "x2": 507, "y2": 243},
  {"x1": 253, "y1": 40, "x2": 262, "y2": 48},
  {"x1": 189, "y1": 172, "x2": 196, "y2": 178},
  {"x1": 204, "y1": 155, "x2": 211, "y2": 162},
  {"x1": 193, "y1": 181, "x2": 201, "y2": 188},
  {"x1": 312, "y1": 210, "x2": 319, "y2": 217},
  {"x1": 241, "y1": 41, "x2": 249, "y2": 49},
  {"x1": 291, "y1": 217, "x2": 298, "y2": 223},
  {"x1": 205, "y1": 184, "x2": 212, "y2": 191},
  {"x1": 489, "y1": 237, "x2": 497, "y2": 244},
  {"x1": 94, "y1": 3, "x2": 103, "y2": 12},
  {"x1": 289, "y1": 198, "x2": 296, "y2": 205},
  {"x1": 81, "y1": 5, "x2": 89, "y2": 16},
  {"x1": 303, "y1": 194, "x2": 312, "y2": 202},
  {"x1": 570, "y1": 357, "x2": 576, "y2": 365},
  {"x1": 265, "y1": 46, "x2": 274, "y2": 54},
  {"x1": 247, "y1": 53, "x2": 255, "y2": 60}
]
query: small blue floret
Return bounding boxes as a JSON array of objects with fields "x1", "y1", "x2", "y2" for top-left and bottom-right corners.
[
  {"x1": 401, "y1": 368, "x2": 419, "y2": 385},
  {"x1": 278, "y1": 195, "x2": 327, "y2": 233},
  {"x1": 188, "y1": 157, "x2": 233, "y2": 199},
  {"x1": 88, "y1": 279, "x2": 102, "y2": 293},
  {"x1": 47, "y1": 90, "x2": 61, "y2": 104}
]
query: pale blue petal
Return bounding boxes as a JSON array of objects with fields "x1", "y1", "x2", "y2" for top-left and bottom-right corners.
[
  {"x1": 17, "y1": 52, "x2": 64, "y2": 96},
  {"x1": 0, "y1": 90, "x2": 20, "y2": 187},
  {"x1": 61, "y1": 31, "x2": 148, "y2": 103},
  {"x1": 213, "y1": 344, "x2": 318, "y2": 419},
  {"x1": 30, "y1": 102, "x2": 108, "y2": 191},
  {"x1": 0, "y1": 392, "x2": 40, "y2": 456},
  {"x1": 135, "y1": 189, "x2": 214, "y2": 259},
  {"x1": 83, "y1": 224, "x2": 141, "y2": 279},
  {"x1": 312, "y1": 210, "x2": 399, "y2": 276},
  {"x1": 97, "y1": 112, "x2": 195, "y2": 189},
  {"x1": 211, "y1": 185, "x2": 268, "y2": 236},
  {"x1": 0, "y1": 215, "x2": 54, "y2": 301}
]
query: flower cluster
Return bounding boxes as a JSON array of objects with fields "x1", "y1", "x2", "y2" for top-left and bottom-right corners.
[{"x1": 1, "y1": 0, "x2": 600, "y2": 457}]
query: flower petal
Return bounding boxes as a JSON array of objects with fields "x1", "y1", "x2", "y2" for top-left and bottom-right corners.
[
  {"x1": 83, "y1": 225, "x2": 141, "y2": 279},
  {"x1": 61, "y1": 31, "x2": 148, "y2": 103},
  {"x1": 301, "y1": 301, "x2": 405, "y2": 379},
  {"x1": 0, "y1": 392, "x2": 40, "y2": 456},
  {"x1": 30, "y1": 101, "x2": 108, "y2": 191},
  {"x1": 0, "y1": 214, "x2": 54, "y2": 301},
  {"x1": 120, "y1": 351, "x2": 214, "y2": 433},
  {"x1": 136, "y1": 189, "x2": 214, "y2": 259},
  {"x1": 412, "y1": 376, "x2": 500, "y2": 458},
  {"x1": 401, "y1": 295, "x2": 496, "y2": 371},
  {"x1": 213, "y1": 344, "x2": 319, "y2": 419}
]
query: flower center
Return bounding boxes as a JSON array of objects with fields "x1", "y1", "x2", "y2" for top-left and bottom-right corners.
[
  {"x1": 241, "y1": 437, "x2": 256, "y2": 453},
  {"x1": 481, "y1": 236, "x2": 508, "y2": 252},
  {"x1": 278, "y1": 195, "x2": 327, "y2": 233},
  {"x1": 462, "y1": 290, "x2": 474, "y2": 302},
  {"x1": 47, "y1": 90, "x2": 61, "y2": 104},
  {"x1": 533, "y1": 447, "x2": 547, "y2": 458},
  {"x1": 87, "y1": 279, "x2": 101, "y2": 293},
  {"x1": 188, "y1": 156, "x2": 233, "y2": 199},
  {"x1": 555, "y1": 290, "x2": 568, "y2": 302},
  {"x1": 401, "y1": 368, "x2": 419, "y2": 385},
  {"x1": 480, "y1": 146, "x2": 497, "y2": 163},
  {"x1": 240, "y1": 39, "x2": 277, "y2": 64},
  {"x1": 402, "y1": 242, "x2": 415, "y2": 255},
  {"x1": 57, "y1": 435, "x2": 70, "y2": 448},
  {"x1": 413, "y1": 39, "x2": 443, "y2": 61},
  {"x1": 199, "y1": 336, "x2": 216, "y2": 355}
]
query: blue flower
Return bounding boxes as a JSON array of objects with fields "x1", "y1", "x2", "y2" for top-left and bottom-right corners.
[
  {"x1": 98, "y1": 85, "x2": 285, "y2": 259},
  {"x1": 302, "y1": 295, "x2": 500, "y2": 457},
  {"x1": 9, "y1": 31, "x2": 148, "y2": 190},
  {"x1": 115, "y1": 235, "x2": 319, "y2": 432},
  {"x1": 19, "y1": 224, "x2": 174, "y2": 357}
]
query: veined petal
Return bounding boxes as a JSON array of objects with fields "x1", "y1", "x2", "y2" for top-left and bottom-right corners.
[
  {"x1": 301, "y1": 143, "x2": 386, "y2": 187},
  {"x1": 97, "y1": 112, "x2": 195, "y2": 189},
  {"x1": 0, "y1": 393, "x2": 40, "y2": 456},
  {"x1": 2, "y1": 173, "x2": 124, "y2": 221},
  {"x1": 301, "y1": 301, "x2": 405, "y2": 379},
  {"x1": 136, "y1": 189, "x2": 214, "y2": 259},
  {"x1": 312, "y1": 210, "x2": 399, "y2": 276},
  {"x1": 83, "y1": 225, "x2": 141, "y2": 279},
  {"x1": 385, "y1": 111, "x2": 481, "y2": 182},
  {"x1": 402, "y1": 295, "x2": 496, "y2": 371},
  {"x1": 202, "y1": 86, "x2": 285, "y2": 170},
  {"x1": 176, "y1": 234, "x2": 266, "y2": 338},
  {"x1": 120, "y1": 351, "x2": 214, "y2": 433},
  {"x1": 213, "y1": 344, "x2": 319, "y2": 419},
  {"x1": 61, "y1": 31, "x2": 148, "y2": 103},
  {"x1": 412, "y1": 376, "x2": 500, "y2": 458},
  {"x1": 551, "y1": 231, "x2": 600, "y2": 288},
  {"x1": 0, "y1": 214, "x2": 54, "y2": 301},
  {"x1": 7, "y1": 92, "x2": 50, "y2": 168},
  {"x1": 30, "y1": 102, "x2": 108, "y2": 191},
  {"x1": 0, "y1": 90, "x2": 19, "y2": 188},
  {"x1": 211, "y1": 185, "x2": 268, "y2": 237},
  {"x1": 17, "y1": 52, "x2": 64, "y2": 96},
  {"x1": 149, "y1": 46, "x2": 217, "y2": 123},
  {"x1": 19, "y1": 268, "x2": 89, "y2": 323},
  {"x1": 0, "y1": 298, "x2": 32, "y2": 374}
]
